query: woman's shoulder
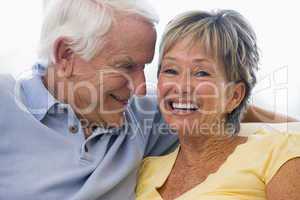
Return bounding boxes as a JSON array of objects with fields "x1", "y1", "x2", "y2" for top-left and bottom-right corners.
[
  {"x1": 248, "y1": 129, "x2": 300, "y2": 147},
  {"x1": 243, "y1": 129, "x2": 300, "y2": 160},
  {"x1": 246, "y1": 129, "x2": 300, "y2": 183}
]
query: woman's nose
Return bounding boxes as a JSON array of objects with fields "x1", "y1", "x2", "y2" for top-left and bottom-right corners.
[{"x1": 175, "y1": 73, "x2": 192, "y2": 95}]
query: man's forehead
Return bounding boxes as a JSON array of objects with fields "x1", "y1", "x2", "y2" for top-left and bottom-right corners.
[
  {"x1": 109, "y1": 15, "x2": 156, "y2": 43},
  {"x1": 107, "y1": 52, "x2": 153, "y2": 66},
  {"x1": 102, "y1": 15, "x2": 156, "y2": 64}
]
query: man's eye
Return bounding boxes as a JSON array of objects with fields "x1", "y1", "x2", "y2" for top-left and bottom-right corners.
[
  {"x1": 122, "y1": 63, "x2": 135, "y2": 69},
  {"x1": 115, "y1": 64, "x2": 137, "y2": 72},
  {"x1": 195, "y1": 71, "x2": 210, "y2": 77},
  {"x1": 162, "y1": 68, "x2": 178, "y2": 75}
]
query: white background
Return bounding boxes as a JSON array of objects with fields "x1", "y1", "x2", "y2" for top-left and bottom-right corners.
[{"x1": 0, "y1": 1, "x2": 299, "y2": 118}]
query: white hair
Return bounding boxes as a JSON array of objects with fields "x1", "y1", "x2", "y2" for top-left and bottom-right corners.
[{"x1": 38, "y1": 0, "x2": 159, "y2": 67}]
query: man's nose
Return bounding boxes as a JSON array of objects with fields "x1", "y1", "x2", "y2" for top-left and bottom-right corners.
[{"x1": 131, "y1": 69, "x2": 147, "y2": 96}]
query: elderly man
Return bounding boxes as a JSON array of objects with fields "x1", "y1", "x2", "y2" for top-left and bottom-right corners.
[
  {"x1": 0, "y1": 1, "x2": 178, "y2": 199},
  {"x1": 0, "y1": 0, "x2": 296, "y2": 200}
]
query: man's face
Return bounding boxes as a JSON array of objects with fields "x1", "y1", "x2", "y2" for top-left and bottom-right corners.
[{"x1": 64, "y1": 16, "x2": 157, "y2": 127}]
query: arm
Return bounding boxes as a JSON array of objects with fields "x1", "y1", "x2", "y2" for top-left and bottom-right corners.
[
  {"x1": 266, "y1": 158, "x2": 300, "y2": 200},
  {"x1": 242, "y1": 105, "x2": 299, "y2": 123}
]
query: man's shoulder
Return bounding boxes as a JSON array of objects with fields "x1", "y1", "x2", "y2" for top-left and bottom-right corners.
[
  {"x1": 0, "y1": 74, "x2": 16, "y2": 94},
  {"x1": 127, "y1": 95, "x2": 159, "y2": 119},
  {"x1": 124, "y1": 95, "x2": 161, "y2": 142},
  {"x1": 0, "y1": 74, "x2": 25, "y2": 125},
  {"x1": 0, "y1": 74, "x2": 28, "y2": 115},
  {"x1": 0, "y1": 74, "x2": 19, "y2": 104}
]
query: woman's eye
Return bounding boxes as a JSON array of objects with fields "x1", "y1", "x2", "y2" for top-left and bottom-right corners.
[
  {"x1": 195, "y1": 71, "x2": 210, "y2": 77},
  {"x1": 162, "y1": 68, "x2": 178, "y2": 75}
]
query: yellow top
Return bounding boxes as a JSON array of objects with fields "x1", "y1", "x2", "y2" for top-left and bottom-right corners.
[{"x1": 136, "y1": 130, "x2": 300, "y2": 200}]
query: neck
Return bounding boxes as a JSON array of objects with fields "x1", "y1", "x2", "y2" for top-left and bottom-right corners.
[{"x1": 177, "y1": 130, "x2": 247, "y2": 166}]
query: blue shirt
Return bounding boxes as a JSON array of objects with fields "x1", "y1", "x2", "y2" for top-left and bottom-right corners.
[{"x1": 0, "y1": 65, "x2": 178, "y2": 200}]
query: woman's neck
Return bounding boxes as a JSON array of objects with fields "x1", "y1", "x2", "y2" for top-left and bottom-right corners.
[{"x1": 177, "y1": 131, "x2": 247, "y2": 167}]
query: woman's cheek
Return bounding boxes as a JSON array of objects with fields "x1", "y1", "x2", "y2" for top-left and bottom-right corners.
[
  {"x1": 157, "y1": 77, "x2": 174, "y2": 98},
  {"x1": 193, "y1": 81, "x2": 222, "y2": 114},
  {"x1": 194, "y1": 81, "x2": 220, "y2": 97}
]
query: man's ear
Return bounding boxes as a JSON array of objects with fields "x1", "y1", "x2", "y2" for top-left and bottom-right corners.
[
  {"x1": 53, "y1": 37, "x2": 74, "y2": 78},
  {"x1": 226, "y1": 82, "x2": 246, "y2": 113}
]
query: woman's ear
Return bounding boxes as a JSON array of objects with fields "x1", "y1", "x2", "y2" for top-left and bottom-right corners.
[
  {"x1": 53, "y1": 37, "x2": 75, "y2": 78},
  {"x1": 226, "y1": 82, "x2": 246, "y2": 113}
]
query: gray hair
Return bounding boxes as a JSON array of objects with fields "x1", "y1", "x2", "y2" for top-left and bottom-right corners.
[
  {"x1": 158, "y1": 10, "x2": 260, "y2": 134},
  {"x1": 38, "y1": 0, "x2": 159, "y2": 67}
]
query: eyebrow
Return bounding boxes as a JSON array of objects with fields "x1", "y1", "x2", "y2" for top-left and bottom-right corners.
[
  {"x1": 110, "y1": 55, "x2": 136, "y2": 66},
  {"x1": 163, "y1": 56, "x2": 212, "y2": 64}
]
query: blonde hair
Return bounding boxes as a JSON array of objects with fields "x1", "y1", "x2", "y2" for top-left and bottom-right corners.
[{"x1": 158, "y1": 10, "x2": 260, "y2": 134}]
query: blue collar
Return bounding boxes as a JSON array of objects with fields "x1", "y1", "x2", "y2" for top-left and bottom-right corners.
[{"x1": 20, "y1": 65, "x2": 58, "y2": 121}]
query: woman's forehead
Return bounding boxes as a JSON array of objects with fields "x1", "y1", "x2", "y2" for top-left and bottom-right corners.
[
  {"x1": 164, "y1": 38, "x2": 220, "y2": 65},
  {"x1": 162, "y1": 37, "x2": 228, "y2": 76},
  {"x1": 165, "y1": 35, "x2": 218, "y2": 58}
]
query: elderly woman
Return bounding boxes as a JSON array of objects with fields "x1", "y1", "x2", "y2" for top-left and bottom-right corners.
[{"x1": 136, "y1": 10, "x2": 300, "y2": 200}]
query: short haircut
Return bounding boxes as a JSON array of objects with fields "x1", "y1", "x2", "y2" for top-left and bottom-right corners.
[
  {"x1": 158, "y1": 10, "x2": 260, "y2": 134},
  {"x1": 38, "y1": 0, "x2": 158, "y2": 67}
]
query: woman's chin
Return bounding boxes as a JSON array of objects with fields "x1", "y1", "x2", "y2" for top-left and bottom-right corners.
[{"x1": 164, "y1": 116, "x2": 200, "y2": 132}]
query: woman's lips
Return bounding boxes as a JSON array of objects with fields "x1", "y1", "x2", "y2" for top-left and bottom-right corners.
[{"x1": 162, "y1": 99, "x2": 200, "y2": 116}]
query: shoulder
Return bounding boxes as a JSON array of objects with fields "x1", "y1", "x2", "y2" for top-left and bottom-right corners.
[
  {"x1": 266, "y1": 157, "x2": 300, "y2": 200},
  {"x1": 123, "y1": 95, "x2": 160, "y2": 140},
  {"x1": 0, "y1": 74, "x2": 16, "y2": 96},
  {"x1": 248, "y1": 129, "x2": 300, "y2": 161},
  {"x1": 126, "y1": 95, "x2": 178, "y2": 156},
  {"x1": 248, "y1": 129, "x2": 300, "y2": 149},
  {"x1": 0, "y1": 74, "x2": 20, "y2": 108},
  {"x1": 0, "y1": 74, "x2": 28, "y2": 127},
  {"x1": 0, "y1": 74, "x2": 28, "y2": 106},
  {"x1": 127, "y1": 94, "x2": 158, "y2": 116},
  {"x1": 125, "y1": 95, "x2": 161, "y2": 137},
  {"x1": 249, "y1": 130, "x2": 300, "y2": 183}
]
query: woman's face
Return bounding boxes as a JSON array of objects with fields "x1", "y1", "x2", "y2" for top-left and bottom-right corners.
[{"x1": 158, "y1": 37, "x2": 240, "y2": 135}]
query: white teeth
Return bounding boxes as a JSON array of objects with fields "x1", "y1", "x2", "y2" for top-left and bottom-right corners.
[{"x1": 172, "y1": 103, "x2": 199, "y2": 110}]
